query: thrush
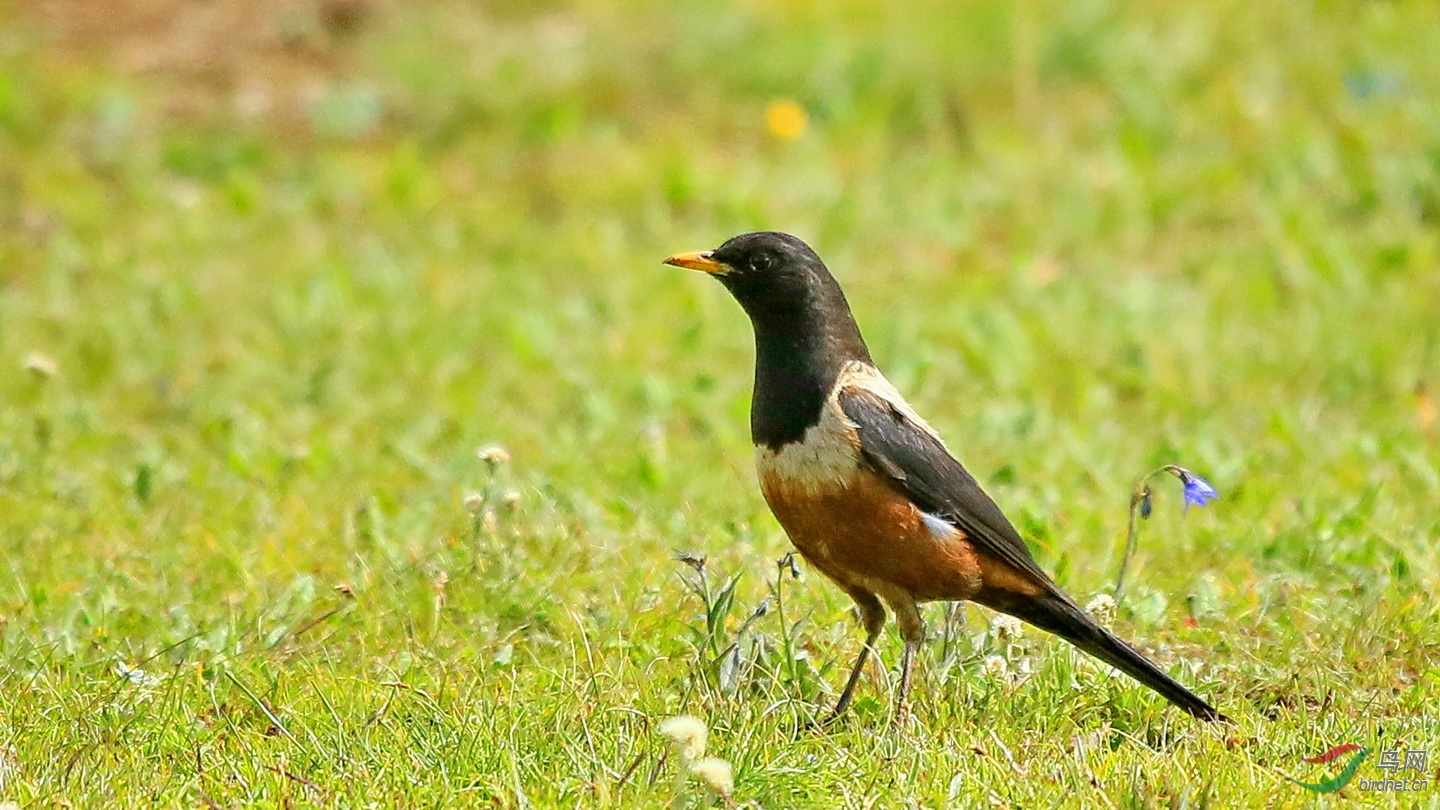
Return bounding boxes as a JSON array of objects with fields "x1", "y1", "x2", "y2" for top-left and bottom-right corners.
[{"x1": 664, "y1": 231, "x2": 1226, "y2": 724}]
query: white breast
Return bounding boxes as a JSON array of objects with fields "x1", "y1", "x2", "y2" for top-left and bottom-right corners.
[
  {"x1": 753, "y1": 361, "x2": 943, "y2": 495},
  {"x1": 754, "y1": 395, "x2": 861, "y2": 495}
]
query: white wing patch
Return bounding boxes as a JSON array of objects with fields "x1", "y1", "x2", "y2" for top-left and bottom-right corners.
[{"x1": 920, "y1": 511, "x2": 959, "y2": 540}]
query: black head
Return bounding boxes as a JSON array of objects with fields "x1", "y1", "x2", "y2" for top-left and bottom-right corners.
[
  {"x1": 664, "y1": 231, "x2": 873, "y2": 447},
  {"x1": 662, "y1": 232, "x2": 868, "y2": 352},
  {"x1": 707, "y1": 231, "x2": 829, "y2": 315}
]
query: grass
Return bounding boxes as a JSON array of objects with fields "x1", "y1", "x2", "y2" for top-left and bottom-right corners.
[{"x1": 2, "y1": 0, "x2": 1439, "y2": 806}]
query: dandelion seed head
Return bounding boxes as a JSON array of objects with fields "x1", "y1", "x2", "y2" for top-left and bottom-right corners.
[
  {"x1": 658, "y1": 715, "x2": 707, "y2": 762},
  {"x1": 477, "y1": 445, "x2": 510, "y2": 468},
  {"x1": 691, "y1": 756, "x2": 734, "y2": 797}
]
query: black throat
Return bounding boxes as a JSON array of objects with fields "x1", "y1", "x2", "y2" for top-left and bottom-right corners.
[{"x1": 726, "y1": 275, "x2": 872, "y2": 450}]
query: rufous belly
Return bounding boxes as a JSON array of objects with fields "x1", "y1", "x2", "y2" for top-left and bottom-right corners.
[{"x1": 758, "y1": 468, "x2": 985, "y2": 603}]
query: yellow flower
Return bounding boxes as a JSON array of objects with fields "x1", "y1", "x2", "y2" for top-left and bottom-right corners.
[{"x1": 765, "y1": 100, "x2": 808, "y2": 140}]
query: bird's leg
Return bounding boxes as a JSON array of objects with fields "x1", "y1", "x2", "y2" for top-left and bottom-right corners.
[
  {"x1": 825, "y1": 588, "x2": 885, "y2": 725},
  {"x1": 889, "y1": 596, "x2": 926, "y2": 726}
]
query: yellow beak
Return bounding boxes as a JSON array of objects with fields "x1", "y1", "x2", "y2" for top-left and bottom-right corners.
[{"x1": 662, "y1": 250, "x2": 729, "y2": 275}]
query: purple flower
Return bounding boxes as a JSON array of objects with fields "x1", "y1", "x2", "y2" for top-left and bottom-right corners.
[
  {"x1": 1117, "y1": 464, "x2": 1220, "y2": 604},
  {"x1": 1174, "y1": 468, "x2": 1218, "y2": 511}
]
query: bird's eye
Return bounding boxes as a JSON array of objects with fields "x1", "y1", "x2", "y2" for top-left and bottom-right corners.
[{"x1": 750, "y1": 254, "x2": 772, "y2": 273}]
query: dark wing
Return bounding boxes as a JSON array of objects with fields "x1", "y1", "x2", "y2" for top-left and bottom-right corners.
[{"x1": 838, "y1": 386, "x2": 1056, "y2": 588}]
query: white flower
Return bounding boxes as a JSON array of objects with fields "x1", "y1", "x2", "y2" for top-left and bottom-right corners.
[
  {"x1": 22, "y1": 352, "x2": 57, "y2": 379},
  {"x1": 983, "y1": 655, "x2": 1009, "y2": 678},
  {"x1": 658, "y1": 715, "x2": 707, "y2": 763},
  {"x1": 690, "y1": 756, "x2": 733, "y2": 797},
  {"x1": 500, "y1": 489, "x2": 521, "y2": 510},
  {"x1": 1085, "y1": 593, "x2": 1117, "y2": 625},
  {"x1": 463, "y1": 492, "x2": 485, "y2": 514},
  {"x1": 115, "y1": 662, "x2": 161, "y2": 687},
  {"x1": 990, "y1": 614, "x2": 1023, "y2": 642},
  {"x1": 477, "y1": 445, "x2": 510, "y2": 467}
]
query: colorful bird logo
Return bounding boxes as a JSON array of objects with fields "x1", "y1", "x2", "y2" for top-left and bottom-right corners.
[{"x1": 1289, "y1": 745, "x2": 1369, "y2": 793}]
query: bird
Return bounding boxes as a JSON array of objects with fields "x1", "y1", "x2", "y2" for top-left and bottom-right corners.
[{"x1": 664, "y1": 231, "x2": 1227, "y2": 724}]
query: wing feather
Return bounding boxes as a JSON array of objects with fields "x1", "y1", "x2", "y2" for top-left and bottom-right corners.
[{"x1": 837, "y1": 387, "x2": 1055, "y2": 588}]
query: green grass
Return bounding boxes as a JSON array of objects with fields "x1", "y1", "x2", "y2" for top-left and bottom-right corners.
[{"x1": 2, "y1": 0, "x2": 1440, "y2": 806}]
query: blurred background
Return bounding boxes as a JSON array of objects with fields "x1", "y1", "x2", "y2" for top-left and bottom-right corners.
[
  {"x1": 1, "y1": 0, "x2": 1438, "y2": 803},
  {"x1": 4, "y1": 0, "x2": 1436, "y2": 554}
]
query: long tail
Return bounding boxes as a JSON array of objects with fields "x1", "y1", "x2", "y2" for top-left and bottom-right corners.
[{"x1": 983, "y1": 591, "x2": 1229, "y2": 722}]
